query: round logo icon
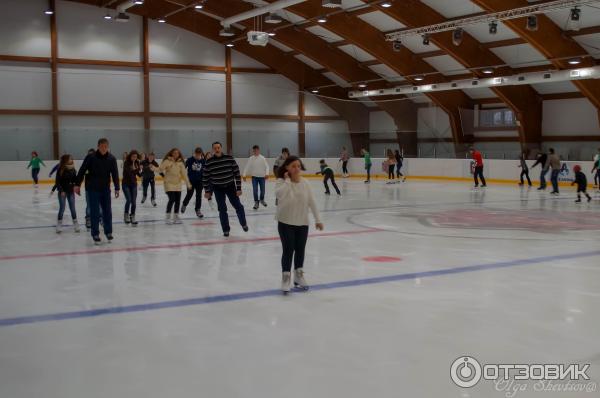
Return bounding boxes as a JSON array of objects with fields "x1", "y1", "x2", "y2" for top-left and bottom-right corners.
[{"x1": 450, "y1": 356, "x2": 482, "y2": 388}]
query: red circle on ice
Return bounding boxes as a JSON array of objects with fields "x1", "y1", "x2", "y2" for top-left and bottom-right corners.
[{"x1": 362, "y1": 256, "x2": 403, "y2": 263}]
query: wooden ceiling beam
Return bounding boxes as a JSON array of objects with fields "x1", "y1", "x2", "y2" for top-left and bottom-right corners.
[
  {"x1": 375, "y1": 0, "x2": 542, "y2": 149},
  {"x1": 471, "y1": 0, "x2": 600, "y2": 112}
]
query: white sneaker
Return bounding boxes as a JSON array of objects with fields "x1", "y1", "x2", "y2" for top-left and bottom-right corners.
[
  {"x1": 165, "y1": 213, "x2": 173, "y2": 225},
  {"x1": 281, "y1": 272, "x2": 291, "y2": 294},
  {"x1": 294, "y1": 268, "x2": 309, "y2": 290},
  {"x1": 73, "y1": 219, "x2": 81, "y2": 233},
  {"x1": 173, "y1": 213, "x2": 182, "y2": 224},
  {"x1": 55, "y1": 220, "x2": 62, "y2": 234}
]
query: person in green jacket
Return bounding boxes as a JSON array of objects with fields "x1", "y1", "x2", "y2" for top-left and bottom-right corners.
[
  {"x1": 361, "y1": 148, "x2": 372, "y2": 184},
  {"x1": 27, "y1": 151, "x2": 46, "y2": 186}
]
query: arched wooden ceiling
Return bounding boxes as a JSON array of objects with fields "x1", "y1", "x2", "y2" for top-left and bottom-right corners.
[{"x1": 70, "y1": 0, "x2": 600, "y2": 152}]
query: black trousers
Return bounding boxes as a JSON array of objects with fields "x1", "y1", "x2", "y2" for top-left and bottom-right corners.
[
  {"x1": 183, "y1": 180, "x2": 203, "y2": 211},
  {"x1": 520, "y1": 169, "x2": 532, "y2": 185},
  {"x1": 142, "y1": 177, "x2": 155, "y2": 199},
  {"x1": 166, "y1": 191, "x2": 182, "y2": 213},
  {"x1": 278, "y1": 222, "x2": 309, "y2": 273},
  {"x1": 473, "y1": 165, "x2": 486, "y2": 186},
  {"x1": 388, "y1": 164, "x2": 395, "y2": 179},
  {"x1": 341, "y1": 161, "x2": 348, "y2": 174},
  {"x1": 324, "y1": 174, "x2": 340, "y2": 194}
]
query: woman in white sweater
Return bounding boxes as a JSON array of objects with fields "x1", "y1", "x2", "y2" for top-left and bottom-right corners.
[
  {"x1": 159, "y1": 148, "x2": 192, "y2": 225},
  {"x1": 275, "y1": 156, "x2": 324, "y2": 294}
]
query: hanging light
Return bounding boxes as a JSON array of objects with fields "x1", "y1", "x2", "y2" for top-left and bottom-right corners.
[
  {"x1": 358, "y1": 83, "x2": 367, "y2": 88},
  {"x1": 311, "y1": 89, "x2": 319, "y2": 93},
  {"x1": 482, "y1": 68, "x2": 494, "y2": 75},
  {"x1": 422, "y1": 34, "x2": 430, "y2": 46},
  {"x1": 526, "y1": 15, "x2": 538, "y2": 31},
  {"x1": 226, "y1": 43, "x2": 234, "y2": 47},
  {"x1": 569, "y1": 7, "x2": 581, "y2": 31},
  {"x1": 414, "y1": 75, "x2": 425, "y2": 81},
  {"x1": 489, "y1": 21, "x2": 498, "y2": 35},
  {"x1": 44, "y1": 9, "x2": 54, "y2": 15},
  {"x1": 220, "y1": 27, "x2": 235, "y2": 37},
  {"x1": 133, "y1": 0, "x2": 144, "y2": 4},
  {"x1": 452, "y1": 28, "x2": 463, "y2": 46},
  {"x1": 265, "y1": 13, "x2": 283, "y2": 24},
  {"x1": 103, "y1": 13, "x2": 112, "y2": 20},
  {"x1": 568, "y1": 57, "x2": 582, "y2": 65},
  {"x1": 157, "y1": 17, "x2": 166, "y2": 23},
  {"x1": 268, "y1": 32, "x2": 276, "y2": 37},
  {"x1": 381, "y1": 2, "x2": 392, "y2": 8},
  {"x1": 317, "y1": 16, "x2": 327, "y2": 23}
]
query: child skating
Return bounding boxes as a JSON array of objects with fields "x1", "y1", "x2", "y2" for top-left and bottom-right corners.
[
  {"x1": 54, "y1": 154, "x2": 80, "y2": 233},
  {"x1": 182, "y1": 147, "x2": 205, "y2": 218},
  {"x1": 275, "y1": 156, "x2": 324, "y2": 294},
  {"x1": 571, "y1": 165, "x2": 592, "y2": 203},
  {"x1": 141, "y1": 152, "x2": 159, "y2": 207},
  {"x1": 122, "y1": 150, "x2": 142, "y2": 226},
  {"x1": 316, "y1": 159, "x2": 340, "y2": 196},
  {"x1": 27, "y1": 151, "x2": 46, "y2": 187}
]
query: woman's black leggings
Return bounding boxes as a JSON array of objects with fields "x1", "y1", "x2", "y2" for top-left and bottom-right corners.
[
  {"x1": 166, "y1": 191, "x2": 182, "y2": 213},
  {"x1": 520, "y1": 169, "x2": 532, "y2": 185},
  {"x1": 342, "y1": 161, "x2": 348, "y2": 174},
  {"x1": 278, "y1": 222, "x2": 309, "y2": 273},
  {"x1": 388, "y1": 164, "x2": 395, "y2": 179}
]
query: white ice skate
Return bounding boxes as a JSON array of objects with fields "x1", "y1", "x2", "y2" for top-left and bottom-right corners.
[
  {"x1": 55, "y1": 220, "x2": 62, "y2": 234},
  {"x1": 173, "y1": 213, "x2": 182, "y2": 224},
  {"x1": 73, "y1": 219, "x2": 81, "y2": 233},
  {"x1": 165, "y1": 213, "x2": 173, "y2": 225},
  {"x1": 294, "y1": 268, "x2": 309, "y2": 291},
  {"x1": 281, "y1": 272, "x2": 291, "y2": 294}
]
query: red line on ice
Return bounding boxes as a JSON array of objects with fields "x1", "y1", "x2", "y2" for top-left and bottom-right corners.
[{"x1": 0, "y1": 228, "x2": 383, "y2": 262}]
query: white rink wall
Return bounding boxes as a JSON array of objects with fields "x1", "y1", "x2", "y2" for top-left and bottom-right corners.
[{"x1": 2, "y1": 158, "x2": 596, "y2": 184}]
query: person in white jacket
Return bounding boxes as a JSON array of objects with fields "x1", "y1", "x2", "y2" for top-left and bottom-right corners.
[
  {"x1": 243, "y1": 145, "x2": 270, "y2": 210},
  {"x1": 275, "y1": 155, "x2": 324, "y2": 294}
]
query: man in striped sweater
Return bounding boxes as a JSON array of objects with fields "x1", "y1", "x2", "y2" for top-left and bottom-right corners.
[{"x1": 203, "y1": 142, "x2": 248, "y2": 237}]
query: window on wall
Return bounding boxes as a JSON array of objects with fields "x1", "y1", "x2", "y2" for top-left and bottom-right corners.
[{"x1": 479, "y1": 108, "x2": 516, "y2": 128}]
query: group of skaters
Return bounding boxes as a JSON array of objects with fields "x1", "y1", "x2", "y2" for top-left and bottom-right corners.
[
  {"x1": 471, "y1": 146, "x2": 599, "y2": 203},
  {"x1": 33, "y1": 139, "x2": 328, "y2": 293}
]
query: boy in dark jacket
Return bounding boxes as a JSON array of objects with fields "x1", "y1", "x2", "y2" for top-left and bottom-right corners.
[
  {"x1": 182, "y1": 147, "x2": 205, "y2": 218},
  {"x1": 571, "y1": 165, "x2": 592, "y2": 203},
  {"x1": 55, "y1": 154, "x2": 80, "y2": 234},
  {"x1": 316, "y1": 159, "x2": 341, "y2": 196},
  {"x1": 141, "y1": 152, "x2": 159, "y2": 207}
]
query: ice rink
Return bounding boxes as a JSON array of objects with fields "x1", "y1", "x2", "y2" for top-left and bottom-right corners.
[{"x1": 0, "y1": 179, "x2": 599, "y2": 398}]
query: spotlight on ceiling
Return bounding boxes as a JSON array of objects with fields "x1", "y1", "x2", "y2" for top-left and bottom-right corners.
[
  {"x1": 194, "y1": 3, "x2": 203, "y2": 10},
  {"x1": 322, "y1": 0, "x2": 342, "y2": 8},
  {"x1": 422, "y1": 34, "x2": 430, "y2": 46},
  {"x1": 44, "y1": 9, "x2": 54, "y2": 15},
  {"x1": 317, "y1": 16, "x2": 327, "y2": 23},
  {"x1": 220, "y1": 26, "x2": 235, "y2": 37},
  {"x1": 268, "y1": 32, "x2": 276, "y2": 37},
  {"x1": 311, "y1": 89, "x2": 319, "y2": 93},
  {"x1": 452, "y1": 28, "x2": 463, "y2": 46},
  {"x1": 489, "y1": 21, "x2": 498, "y2": 35},
  {"x1": 526, "y1": 15, "x2": 538, "y2": 31},
  {"x1": 265, "y1": 13, "x2": 283, "y2": 24},
  {"x1": 157, "y1": 17, "x2": 166, "y2": 23},
  {"x1": 226, "y1": 43, "x2": 234, "y2": 47},
  {"x1": 569, "y1": 7, "x2": 581, "y2": 31},
  {"x1": 133, "y1": 0, "x2": 144, "y2": 4},
  {"x1": 392, "y1": 40, "x2": 402, "y2": 52},
  {"x1": 103, "y1": 13, "x2": 112, "y2": 20},
  {"x1": 568, "y1": 57, "x2": 582, "y2": 65},
  {"x1": 114, "y1": 12, "x2": 130, "y2": 23},
  {"x1": 358, "y1": 83, "x2": 367, "y2": 88},
  {"x1": 414, "y1": 75, "x2": 425, "y2": 81},
  {"x1": 381, "y1": 2, "x2": 392, "y2": 8},
  {"x1": 482, "y1": 68, "x2": 494, "y2": 75}
]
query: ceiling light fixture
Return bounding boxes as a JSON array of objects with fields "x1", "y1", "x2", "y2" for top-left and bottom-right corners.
[
  {"x1": 526, "y1": 15, "x2": 538, "y2": 31},
  {"x1": 568, "y1": 57, "x2": 582, "y2": 65},
  {"x1": 226, "y1": 43, "x2": 234, "y2": 47},
  {"x1": 103, "y1": 13, "x2": 112, "y2": 20},
  {"x1": 220, "y1": 26, "x2": 235, "y2": 37},
  {"x1": 322, "y1": 0, "x2": 342, "y2": 8},
  {"x1": 482, "y1": 68, "x2": 494, "y2": 74},
  {"x1": 414, "y1": 75, "x2": 425, "y2": 81},
  {"x1": 317, "y1": 16, "x2": 327, "y2": 23},
  {"x1": 422, "y1": 34, "x2": 430, "y2": 46},
  {"x1": 452, "y1": 28, "x2": 463, "y2": 46},
  {"x1": 265, "y1": 13, "x2": 283, "y2": 24},
  {"x1": 44, "y1": 9, "x2": 54, "y2": 15},
  {"x1": 489, "y1": 21, "x2": 498, "y2": 35},
  {"x1": 157, "y1": 17, "x2": 166, "y2": 23},
  {"x1": 381, "y1": 2, "x2": 393, "y2": 8}
]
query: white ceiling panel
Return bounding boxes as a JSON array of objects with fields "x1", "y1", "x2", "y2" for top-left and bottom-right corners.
[
  {"x1": 531, "y1": 81, "x2": 579, "y2": 94},
  {"x1": 420, "y1": 0, "x2": 484, "y2": 19},
  {"x1": 401, "y1": 35, "x2": 441, "y2": 54},
  {"x1": 423, "y1": 54, "x2": 469, "y2": 75},
  {"x1": 338, "y1": 44, "x2": 376, "y2": 61},
  {"x1": 268, "y1": 39, "x2": 293, "y2": 52},
  {"x1": 463, "y1": 21, "x2": 520, "y2": 43},
  {"x1": 368, "y1": 64, "x2": 404, "y2": 81},
  {"x1": 358, "y1": 11, "x2": 406, "y2": 32},
  {"x1": 573, "y1": 33, "x2": 600, "y2": 58},
  {"x1": 491, "y1": 43, "x2": 551, "y2": 68},
  {"x1": 323, "y1": 71, "x2": 351, "y2": 87},
  {"x1": 545, "y1": 5, "x2": 600, "y2": 31},
  {"x1": 339, "y1": 0, "x2": 366, "y2": 10},
  {"x1": 294, "y1": 54, "x2": 324, "y2": 70},
  {"x1": 305, "y1": 25, "x2": 344, "y2": 42}
]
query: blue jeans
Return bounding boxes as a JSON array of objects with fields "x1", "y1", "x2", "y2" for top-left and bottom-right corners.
[
  {"x1": 366, "y1": 164, "x2": 372, "y2": 181},
  {"x1": 122, "y1": 184, "x2": 137, "y2": 215},
  {"x1": 213, "y1": 184, "x2": 246, "y2": 233},
  {"x1": 550, "y1": 169, "x2": 560, "y2": 193},
  {"x1": 88, "y1": 189, "x2": 113, "y2": 237},
  {"x1": 57, "y1": 192, "x2": 77, "y2": 221},
  {"x1": 539, "y1": 168, "x2": 549, "y2": 189},
  {"x1": 251, "y1": 177, "x2": 266, "y2": 202},
  {"x1": 31, "y1": 168, "x2": 40, "y2": 184}
]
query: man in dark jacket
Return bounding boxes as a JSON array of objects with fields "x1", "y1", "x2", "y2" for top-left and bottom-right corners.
[
  {"x1": 75, "y1": 138, "x2": 120, "y2": 244},
  {"x1": 531, "y1": 151, "x2": 549, "y2": 190}
]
